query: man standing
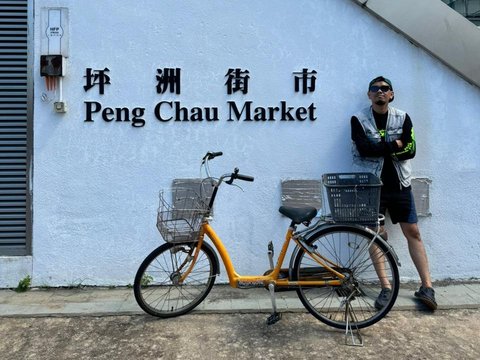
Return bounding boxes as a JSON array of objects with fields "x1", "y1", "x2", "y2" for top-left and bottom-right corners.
[{"x1": 351, "y1": 76, "x2": 437, "y2": 310}]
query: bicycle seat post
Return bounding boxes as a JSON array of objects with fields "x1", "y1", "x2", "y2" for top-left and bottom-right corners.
[{"x1": 267, "y1": 241, "x2": 274, "y2": 270}]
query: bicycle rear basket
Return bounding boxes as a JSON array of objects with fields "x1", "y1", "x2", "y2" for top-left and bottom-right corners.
[
  {"x1": 322, "y1": 173, "x2": 382, "y2": 225},
  {"x1": 156, "y1": 187, "x2": 209, "y2": 243}
]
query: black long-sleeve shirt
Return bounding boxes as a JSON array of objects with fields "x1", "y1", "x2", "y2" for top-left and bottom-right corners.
[{"x1": 351, "y1": 110, "x2": 415, "y2": 190}]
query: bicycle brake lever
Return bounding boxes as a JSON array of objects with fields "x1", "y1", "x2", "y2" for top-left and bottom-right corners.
[
  {"x1": 225, "y1": 168, "x2": 239, "y2": 185},
  {"x1": 230, "y1": 183, "x2": 244, "y2": 192}
]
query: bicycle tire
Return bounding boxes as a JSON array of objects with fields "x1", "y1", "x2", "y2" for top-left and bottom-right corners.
[
  {"x1": 292, "y1": 225, "x2": 399, "y2": 329},
  {"x1": 134, "y1": 241, "x2": 218, "y2": 318}
]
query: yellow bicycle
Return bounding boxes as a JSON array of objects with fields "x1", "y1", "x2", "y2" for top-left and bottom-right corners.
[{"x1": 134, "y1": 152, "x2": 400, "y2": 330}]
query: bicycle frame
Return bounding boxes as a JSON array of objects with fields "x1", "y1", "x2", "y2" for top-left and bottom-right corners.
[
  {"x1": 184, "y1": 221, "x2": 344, "y2": 289},
  {"x1": 179, "y1": 151, "x2": 397, "y2": 290}
]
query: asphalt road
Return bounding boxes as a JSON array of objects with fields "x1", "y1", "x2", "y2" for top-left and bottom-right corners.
[{"x1": 1, "y1": 309, "x2": 479, "y2": 359}]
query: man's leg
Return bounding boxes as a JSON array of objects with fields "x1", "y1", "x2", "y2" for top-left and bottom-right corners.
[
  {"x1": 370, "y1": 226, "x2": 395, "y2": 310},
  {"x1": 401, "y1": 222, "x2": 437, "y2": 310},
  {"x1": 370, "y1": 226, "x2": 391, "y2": 288},
  {"x1": 399, "y1": 222, "x2": 432, "y2": 288}
]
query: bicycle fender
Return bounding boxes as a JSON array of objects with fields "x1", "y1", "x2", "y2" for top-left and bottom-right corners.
[
  {"x1": 288, "y1": 223, "x2": 401, "y2": 272},
  {"x1": 360, "y1": 225, "x2": 401, "y2": 267}
]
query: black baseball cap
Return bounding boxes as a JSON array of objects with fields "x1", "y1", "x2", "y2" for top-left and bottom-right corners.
[{"x1": 369, "y1": 76, "x2": 393, "y2": 90}]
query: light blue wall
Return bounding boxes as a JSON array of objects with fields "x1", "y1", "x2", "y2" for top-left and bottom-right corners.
[{"x1": 2, "y1": 0, "x2": 478, "y2": 286}]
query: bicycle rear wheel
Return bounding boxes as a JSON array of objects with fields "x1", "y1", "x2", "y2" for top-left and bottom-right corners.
[
  {"x1": 134, "y1": 241, "x2": 218, "y2": 317},
  {"x1": 292, "y1": 225, "x2": 399, "y2": 329}
]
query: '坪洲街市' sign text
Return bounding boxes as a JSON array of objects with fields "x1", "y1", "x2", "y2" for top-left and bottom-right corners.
[{"x1": 83, "y1": 67, "x2": 318, "y2": 127}]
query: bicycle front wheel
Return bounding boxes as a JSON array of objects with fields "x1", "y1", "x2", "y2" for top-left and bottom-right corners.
[
  {"x1": 134, "y1": 241, "x2": 218, "y2": 318},
  {"x1": 292, "y1": 225, "x2": 399, "y2": 329}
]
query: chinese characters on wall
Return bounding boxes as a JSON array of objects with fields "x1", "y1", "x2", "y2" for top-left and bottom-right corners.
[{"x1": 83, "y1": 67, "x2": 318, "y2": 127}]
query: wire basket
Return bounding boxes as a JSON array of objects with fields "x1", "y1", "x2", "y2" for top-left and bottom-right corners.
[
  {"x1": 322, "y1": 173, "x2": 382, "y2": 225},
  {"x1": 171, "y1": 177, "x2": 216, "y2": 212},
  {"x1": 156, "y1": 187, "x2": 210, "y2": 243}
]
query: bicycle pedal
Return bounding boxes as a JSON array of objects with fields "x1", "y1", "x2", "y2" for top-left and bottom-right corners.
[{"x1": 266, "y1": 312, "x2": 282, "y2": 325}]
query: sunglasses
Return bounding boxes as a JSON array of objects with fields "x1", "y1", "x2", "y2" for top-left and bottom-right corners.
[{"x1": 369, "y1": 85, "x2": 391, "y2": 92}]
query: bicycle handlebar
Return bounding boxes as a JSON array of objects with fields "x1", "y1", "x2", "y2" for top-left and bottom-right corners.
[
  {"x1": 202, "y1": 151, "x2": 254, "y2": 184},
  {"x1": 202, "y1": 151, "x2": 223, "y2": 163},
  {"x1": 225, "y1": 167, "x2": 254, "y2": 184},
  {"x1": 201, "y1": 152, "x2": 254, "y2": 209},
  {"x1": 236, "y1": 173, "x2": 255, "y2": 182}
]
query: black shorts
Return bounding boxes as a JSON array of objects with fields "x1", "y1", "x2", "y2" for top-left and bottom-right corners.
[{"x1": 379, "y1": 187, "x2": 418, "y2": 224}]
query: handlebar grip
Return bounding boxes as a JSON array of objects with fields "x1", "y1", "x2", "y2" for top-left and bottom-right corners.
[
  {"x1": 202, "y1": 151, "x2": 223, "y2": 163},
  {"x1": 236, "y1": 174, "x2": 254, "y2": 182},
  {"x1": 205, "y1": 151, "x2": 223, "y2": 160},
  {"x1": 209, "y1": 151, "x2": 223, "y2": 159}
]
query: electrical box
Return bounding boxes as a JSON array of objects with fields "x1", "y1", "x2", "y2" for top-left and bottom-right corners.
[
  {"x1": 41, "y1": 8, "x2": 69, "y2": 57},
  {"x1": 40, "y1": 55, "x2": 65, "y2": 77}
]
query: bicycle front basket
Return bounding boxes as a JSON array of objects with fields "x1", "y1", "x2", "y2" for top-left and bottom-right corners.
[
  {"x1": 156, "y1": 188, "x2": 209, "y2": 243},
  {"x1": 171, "y1": 177, "x2": 217, "y2": 211},
  {"x1": 322, "y1": 172, "x2": 382, "y2": 225}
]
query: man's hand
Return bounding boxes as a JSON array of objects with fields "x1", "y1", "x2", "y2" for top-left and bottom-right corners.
[{"x1": 395, "y1": 139, "x2": 404, "y2": 148}]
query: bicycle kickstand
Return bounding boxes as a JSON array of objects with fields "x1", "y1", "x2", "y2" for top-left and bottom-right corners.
[
  {"x1": 344, "y1": 300, "x2": 363, "y2": 347},
  {"x1": 266, "y1": 283, "x2": 281, "y2": 325}
]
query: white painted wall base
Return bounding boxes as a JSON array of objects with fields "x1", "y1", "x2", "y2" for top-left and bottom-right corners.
[{"x1": 0, "y1": 257, "x2": 32, "y2": 288}]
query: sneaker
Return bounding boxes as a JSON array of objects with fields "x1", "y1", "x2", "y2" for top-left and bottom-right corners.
[
  {"x1": 374, "y1": 287, "x2": 392, "y2": 310},
  {"x1": 414, "y1": 286, "x2": 438, "y2": 310}
]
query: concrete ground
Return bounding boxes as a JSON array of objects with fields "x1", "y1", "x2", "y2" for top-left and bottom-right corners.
[
  {"x1": 0, "y1": 282, "x2": 479, "y2": 359},
  {"x1": 1, "y1": 282, "x2": 479, "y2": 317}
]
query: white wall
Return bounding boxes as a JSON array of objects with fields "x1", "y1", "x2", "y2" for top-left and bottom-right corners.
[{"x1": 3, "y1": 0, "x2": 478, "y2": 287}]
